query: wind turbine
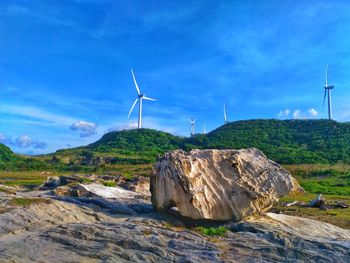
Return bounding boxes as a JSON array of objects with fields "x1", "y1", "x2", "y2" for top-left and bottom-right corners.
[
  {"x1": 128, "y1": 69, "x2": 157, "y2": 129},
  {"x1": 203, "y1": 123, "x2": 207, "y2": 134},
  {"x1": 188, "y1": 118, "x2": 196, "y2": 136},
  {"x1": 323, "y1": 65, "x2": 334, "y2": 120},
  {"x1": 224, "y1": 103, "x2": 229, "y2": 124}
]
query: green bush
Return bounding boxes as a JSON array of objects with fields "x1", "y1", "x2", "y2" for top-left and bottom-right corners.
[{"x1": 195, "y1": 226, "x2": 228, "y2": 236}]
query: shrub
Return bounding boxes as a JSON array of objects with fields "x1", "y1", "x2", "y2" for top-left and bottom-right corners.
[{"x1": 195, "y1": 226, "x2": 228, "y2": 236}]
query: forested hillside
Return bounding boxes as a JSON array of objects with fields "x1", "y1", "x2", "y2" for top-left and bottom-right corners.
[
  {"x1": 2, "y1": 119, "x2": 350, "y2": 171},
  {"x1": 187, "y1": 119, "x2": 350, "y2": 164}
]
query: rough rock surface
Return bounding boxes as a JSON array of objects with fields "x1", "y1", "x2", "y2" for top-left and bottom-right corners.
[
  {"x1": 151, "y1": 148, "x2": 302, "y2": 221},
  {"x1": 0, "y1": 181, "x2": 349, "y2": 262},
  {"x1": 38, "y1": 176, "x2": 61, "y2": 190}
]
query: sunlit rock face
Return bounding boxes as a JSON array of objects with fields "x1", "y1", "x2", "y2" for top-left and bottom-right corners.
[{"x1": 151, "y1": 148, "x2": 302, "y2": 221}]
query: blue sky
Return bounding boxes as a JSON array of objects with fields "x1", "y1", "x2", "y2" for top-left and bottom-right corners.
[{"x1": 0, "y1": 0, "x2": 350, "y2": 154}]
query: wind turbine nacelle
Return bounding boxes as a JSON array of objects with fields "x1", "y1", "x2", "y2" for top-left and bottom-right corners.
[{"x1": 325, "y1": 85, "x2": 334, "y2": 90}]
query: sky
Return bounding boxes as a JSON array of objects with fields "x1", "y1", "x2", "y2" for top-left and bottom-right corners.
[{"x1": 0, "y1": 0, "x2": 350, "y2": 155}]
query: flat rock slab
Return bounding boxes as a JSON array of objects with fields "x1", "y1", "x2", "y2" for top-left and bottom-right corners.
[
  {"x1": 81, "y1": 183, "x2": 141, "y2": 199},
  {"x1": 0, "y1": 186, "x2": 349, "y2": 262}
]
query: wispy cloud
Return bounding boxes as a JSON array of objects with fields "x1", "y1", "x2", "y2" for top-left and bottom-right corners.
[
  {"x1": 308, "y1": 108, "x2": 318, "y2": 117},
  {"x1": 278, "y1": 109, "x2": 290, "y2": 118},
  {"x1": 0, "y1": 133, "x2": 47, "y2": 149},
  {"x1": 0, "y1": 104, "x2": 76, "y2": 125},
  {"x1": 70, "y1": 121, "x2": 98, "y2": 137},
  {"x1": 278, "y1": 108, "x2": 318, "y2": 119},
  {"x1": 293, "y1": 110, "x2": 302, "y2": 119}
]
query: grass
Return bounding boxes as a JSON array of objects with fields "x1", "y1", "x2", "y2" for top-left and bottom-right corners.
[
  {"x1": 275, "y1": 193, "x2": 350, "y2": 229},
  {"x1": 0, "y1": 186, "x2": 16, "y2": 194},
  {"x1": 275, "y1": 164, "x2": 350, "y2": 229},
  {"x1": 1, "y1": 163, "x2": 349, "y2": 229},
  {"x1": 98, "y1": 163, "x2": 153, "y2": 179},
  {"x1": 8, "y1": 197, "x2": 51, "y2": 206},
  {"x1": 0, "y1": 171, "x2": 65, "y2": 187},
  {"x1": 195, "y1": 226, "x2": 228, "y2": 236},
  {"x1": 102, "y1": 180, "x2": 116, "y2": 187},
  {"x1": 0, "y1": 163, "x2": 153, "y2": 187},
  {"x1": 284, "y1": 164, "x2": 350, "y2": 196}
]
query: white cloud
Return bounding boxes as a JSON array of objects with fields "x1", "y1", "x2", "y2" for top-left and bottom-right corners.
[
  {"x1": 278, "y1": 109, "x2": 290, "y2": 118},
  {"x1": 308, "y1": 108, "x2": 318, "y2": 117},
  {"x1": 14, "y1": 135, "x2": 47, "y2": 149},
  {"x1": 15, "y1": 135, "x2": 32, "y2": 148},
  {"x1": 0, "y1": 133, "x2": 47, "y2": 149},
  {"x1": 281, "y1": 108, "x2": 319, "y2": 119},
  {"x1": 106, "y1": 122, "x2": 138, "y2": 132},
  {"x1": 278, "y1": 108, "x2": 319, "y2": 120},
  {"x1": 70, "y1": 121, "x2": 97, "y2": 137},
  {"x1": 0, "y1": 133, "x2": 7, "y2": 142},
  {"x1": 293, "y1": 109, "x2": 301, "y2": 119},
  {"x1": 104, "y1": 117, "x2": 179, "y2": 135}
]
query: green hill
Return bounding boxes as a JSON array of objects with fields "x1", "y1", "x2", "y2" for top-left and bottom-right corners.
[
  {"x1": 47, "y1": 119, "x2": 350, "y2": 169},
  {"x1": 0, "y1": 144, "x2": 17, "y2": 163},
  {"x1": 2, "y1": 119, "x2": 350, "y2": 171},
  {"x1": 187, "y1": 119, "x2": 350, "y2": 164},
  {"x1": 45, "y1": 129, "x2": 183, "y2": 169},
  {"x1": 0, "y1": 143, "x2": 48, "y2": 171}
]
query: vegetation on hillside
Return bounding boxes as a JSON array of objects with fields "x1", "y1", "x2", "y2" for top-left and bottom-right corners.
[
  {"x1": 1, "y1": 119, "x2": 350, "y2": 172},
  {"x1": 0, "y1": 144, "x2": 49, "y2": 171},
  {"x1": 203, "y1": 119, "x2": 350, "y2": 164},
  {"x1": 284, "y1": 164, "x2": 350, "y2": 196}
]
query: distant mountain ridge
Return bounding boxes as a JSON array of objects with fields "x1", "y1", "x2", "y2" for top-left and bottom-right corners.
[{"x1": 1, "y1": 119, "x2": 350, "y2": 171}]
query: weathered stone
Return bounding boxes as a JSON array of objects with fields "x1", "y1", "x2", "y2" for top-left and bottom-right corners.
[
  {"x1": 53, "y1": 184, "x2": 90, "y2": 197},
  {"x1": 151, "y1": 148, "x2": 302, "y2": 221},
  {"x1": 39, "y1": 176, "x2": 61, "y2": 190},
  {"x1": 0, "y1": 177, "x2": 349, "y2": 262},
  {"x1": 117, "y1": 176, "x2": 151, "y2": 197}
]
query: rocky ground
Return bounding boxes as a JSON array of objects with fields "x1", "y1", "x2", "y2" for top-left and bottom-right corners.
[{"x1": 0, "y1": 176, "x2": 349, "y2": 263}]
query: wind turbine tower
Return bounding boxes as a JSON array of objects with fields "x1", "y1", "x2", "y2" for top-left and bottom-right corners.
[
  {"x1": 323, "y1": 65, "x2": 334, "y2": 120},
  {"x1": 188, "y1": 118, "x2": 196, "y2": 136},
  {"x1": 224, "y1": 103, "x2": 229, "y2": 124},
  {"x1": 128, "y1": 69, "x2": 157, "y2": 128},
  {"x1": 203, "y1": 124, "x2": 207, "y2": 134}
]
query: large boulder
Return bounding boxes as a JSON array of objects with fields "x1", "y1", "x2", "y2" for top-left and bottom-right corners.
[{"x1": 151, "y1": 148, "x2": 302, "y2": 221}]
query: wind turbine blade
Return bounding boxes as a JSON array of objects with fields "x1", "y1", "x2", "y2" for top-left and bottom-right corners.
[
  {"x1": 224, "y1": 103, "x2": 227, "y2": 121},
  {"x1": 131, "y1": 68, "x2": 141, "y2": 95},
  {"x1": 325, "y1": 64, "x2": 328, "y2": 87},
  {"x1": 143, "y1": 96, "x2": 157, "y2": 101},
  {"x1": 323, "y1": 89, "x2": 327, "y2": 109},
  {"x1": 128, "y1": 98, "x2": 139, "y2": 118},
  {"x1": 188, "y1": 118, "x2": 192, "y2": 123}
]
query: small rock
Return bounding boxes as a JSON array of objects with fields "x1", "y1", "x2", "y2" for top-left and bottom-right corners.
[
  {"x1": 336, "y1": 202, "x2": 349, "y2": 209},
  {"x1": 53, "y1": 184, "x2": 90, "y2": 197},
  {"x1": 39, "y1": 176, "x2": 61, "y2": 190},
  {"x1": 309, "y1": 194, "x2": 325, "y2": 208}
]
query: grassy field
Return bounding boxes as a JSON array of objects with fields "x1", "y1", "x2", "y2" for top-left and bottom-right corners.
[
  {"x1": 0, "y1": 163, "x2": 154, "y2": 188},
  {"x1": 279, "y1": 164, "x2": 350, "y2": 229},
  {"x1": 0, "y1": 171, "x2": 65, "y2": 188},
  {"x1": 0, "y1": 163, "x2": 349, "y2": 229},
  {"x1": 276, "y1": 193, "x2": 350, "y2": 229},
  {"x1": 284, "y1": 164, "x2": 350, "y2": 196}
]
